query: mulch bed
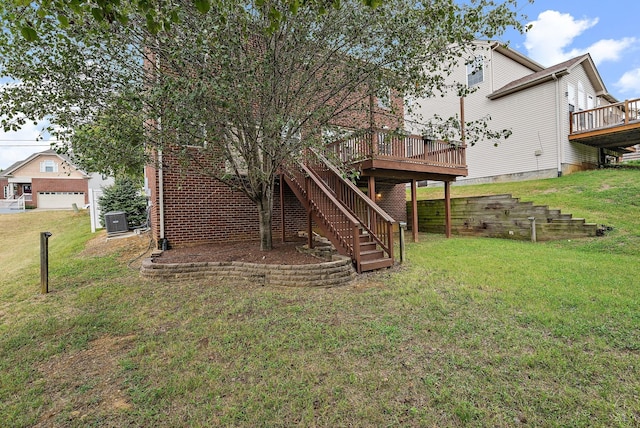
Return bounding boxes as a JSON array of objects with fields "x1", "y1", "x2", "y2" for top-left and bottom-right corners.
[{"x1": 155, "y1": 238, "x2": 326, "y2": 265}]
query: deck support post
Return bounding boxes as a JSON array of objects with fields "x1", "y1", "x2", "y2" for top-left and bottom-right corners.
[
  {"x1": 368, "y1": 176, "x2": 376, "y2": 202},
  {"x1": 280, "y1": 174, "x2": 286, "y2": 243},
  {"x1": 411, "y1": 179, "x2": 418, "y2": 242},
  {"x1": 305, "y1": 177, "x2": 313, "y2": 249},
  {"x1": 444, "y1": 181, "x2": 452, "y2": 238}
]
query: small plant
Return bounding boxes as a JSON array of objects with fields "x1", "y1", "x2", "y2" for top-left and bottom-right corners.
[{"x1": 98, "y1": 177, "x2": 147, "y2": 228}]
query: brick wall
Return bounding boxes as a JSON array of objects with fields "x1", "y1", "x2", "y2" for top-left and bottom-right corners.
[
  {"x1": 0, "y1": 178, "x2": 7, "y2": 197},
  {"x1": 375, "y1": 182, "x2": 407, "y2": 223},
  {"x1": 330, "y1": 91, "x2": 404, "y2": 131},
  {"x1": 146, "y1": 150, "x2": 308, "y2": 248}
]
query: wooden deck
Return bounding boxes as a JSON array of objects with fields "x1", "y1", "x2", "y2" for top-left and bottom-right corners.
[
  {"x1": 569, "y1": 98, "x2": 640, "y2": 150},
  {"x1": 326, "y1": 129, "x2": 468, "y2": 182}
]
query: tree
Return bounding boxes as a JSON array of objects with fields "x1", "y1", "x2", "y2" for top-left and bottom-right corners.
[
  {"x1": 0, "y1": 0, "x2": 531, "y2": 250},
  {"x1": 99, "y1": 177, "x2": 149, "y2": 228}
]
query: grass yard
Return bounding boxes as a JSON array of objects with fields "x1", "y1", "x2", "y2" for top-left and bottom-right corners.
[{"x1": 1, "y1": 169, "x2": 639, "y2": 427}]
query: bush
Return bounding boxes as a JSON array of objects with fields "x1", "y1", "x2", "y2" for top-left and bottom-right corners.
[{"x1": 98, "y1": 177, "x2": 148, "y2": 228}]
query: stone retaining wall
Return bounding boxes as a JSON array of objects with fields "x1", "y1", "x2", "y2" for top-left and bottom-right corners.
[
  {"x1": 140, "y1": 255, "x2": 356, "y2": 287},
  {"x1": 408, "y1": 194, "x2": 599, "y2": 241}
]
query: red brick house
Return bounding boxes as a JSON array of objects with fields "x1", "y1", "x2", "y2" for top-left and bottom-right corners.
[
  {"x1": 145, "y1": 91, "x2": 468, "y2": 272},
  {"x1": 0, "y1": 150, "x2": 111, "y2": 209}
]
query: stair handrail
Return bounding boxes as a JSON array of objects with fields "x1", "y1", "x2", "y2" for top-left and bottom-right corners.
[
  {"x1": 306, "y1": 148, "x2": 395, "y2": 261},
  {"x1": 311, "y1": 148, "x2": 395, "y2": 223},
  {"x1": 283, "y1": 160, "x2": 362, "y2": 267}
]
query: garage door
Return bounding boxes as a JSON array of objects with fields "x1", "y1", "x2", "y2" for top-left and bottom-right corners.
[{"x1": 38, "y1": 192, "x2": 86, "y2": 209}]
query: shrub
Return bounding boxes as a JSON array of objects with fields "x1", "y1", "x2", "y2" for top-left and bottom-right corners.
[{"x1": 98, "y1": 177, "x2": 148, "y2": 228}]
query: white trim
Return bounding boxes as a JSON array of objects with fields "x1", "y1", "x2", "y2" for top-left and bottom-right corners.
[{"x1": 8, "y1": 177, "x2": 32, "y2": 183}]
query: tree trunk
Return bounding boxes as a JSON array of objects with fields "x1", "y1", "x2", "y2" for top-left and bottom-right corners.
[{"x1": 257, "y1": 188, "x2": 274, "y2": 251}]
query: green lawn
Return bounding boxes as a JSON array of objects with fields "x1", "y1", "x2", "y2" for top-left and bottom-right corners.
[{"x1": 1, "y1": 169, "x2": 639, "y2": 427}]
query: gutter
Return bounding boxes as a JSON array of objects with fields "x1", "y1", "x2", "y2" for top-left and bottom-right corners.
[{"x1": 488, "y1": 70, "x2": 570, "y2": 100}]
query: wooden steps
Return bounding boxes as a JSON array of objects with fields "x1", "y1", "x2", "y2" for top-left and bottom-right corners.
[
  {"x1": 357, "y1": 233, "x2": 393, "y2": 272},
  {"x1": 283, "y1": 155, "x2": 395, "y2": 274}
]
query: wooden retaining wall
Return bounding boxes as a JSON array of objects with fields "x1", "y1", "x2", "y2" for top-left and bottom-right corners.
[
  {"x1": 140, "y1": 255, "x2": 356, "y2": 287},
  {"x1": 407, "y1": 194, "x2": 598, "y2": 241}
]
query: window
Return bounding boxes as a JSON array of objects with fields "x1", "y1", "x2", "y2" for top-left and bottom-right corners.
[
  {"x1": 466, "y1": 56, "x2": 484, "y2": 87},
  {"x1": 567, "y1": 84, "x2": 576, "y2": 112},
  {"x1": 376, "y1": 87, "x2": 391, "y2": 110},
  {"x1": 577, "y1": 82, "x2": 585, "y2": 110},
  {"x1": 40, "y1": 160, "x2": 58, "y2": 173},
  {"x1": 181, "y1": 123, "x2": 208, "y2": 148}
]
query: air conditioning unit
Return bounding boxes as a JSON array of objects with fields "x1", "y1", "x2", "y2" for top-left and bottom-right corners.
[{"x1": 104, "y1": 211, "x2": 128, "y2": 235}]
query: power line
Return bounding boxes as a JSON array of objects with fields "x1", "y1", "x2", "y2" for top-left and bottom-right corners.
[{"x1": 0, "y1": 144, "x2": 52, "y2": 147}]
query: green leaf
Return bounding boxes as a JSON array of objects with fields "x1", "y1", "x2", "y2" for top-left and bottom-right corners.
[
  {"x1": 91, "y1": 7, "x2": 105, "y2": 21},
  {"x1": 194, "y1": 0, "x2": 211, "y2": 13},
  {"x1": 68, "y1": 0, "x2": 82, "y2": 14},
  {"x1": 289, "y1": 0, "x2": 299, "y2": 14},
  {"x1": 57, "y1": 14, "x2": 69, "y2": 27},
  {"x1": 19, "y1": 25, "x2": 39, "y2": 42}
]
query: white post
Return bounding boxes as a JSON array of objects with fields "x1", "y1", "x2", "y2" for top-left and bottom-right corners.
[{"x1": 528, "y1": 217, "x2": 537, "y2": 243}]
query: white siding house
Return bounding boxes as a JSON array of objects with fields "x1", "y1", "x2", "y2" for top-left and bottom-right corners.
[{"x1": 406, "y1": 41, "x2": 625, "y2": 184}]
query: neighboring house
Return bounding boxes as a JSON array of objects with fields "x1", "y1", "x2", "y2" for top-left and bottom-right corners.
[
  {"x1": 0, "y1": 149, "x2": 113, "y2": 209},
  {"x1": 145, "y1": 92, "x2": 468, "y2": 272},
  {"x1": 406, "y1": 41, "x2": 640, "y2": 184},
  {"x1": 622, "y1": 145, "x2": 640, "y2": 162}
]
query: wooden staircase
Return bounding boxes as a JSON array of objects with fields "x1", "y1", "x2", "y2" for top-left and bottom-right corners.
[{"x1": 283, "y1": 150, "x2": 395, "y2": 273}]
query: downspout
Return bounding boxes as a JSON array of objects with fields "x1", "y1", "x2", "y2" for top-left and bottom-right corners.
[
  {"x1": 158, "y1": 148, "x2": 165, "y2": 247},
  {"x1": 490, "y1": 44, "x2": 495, "y2": 93},
  {"x1": 552, "y1": 72, "x2": 563, "y2": 177},
  {"x1": 154, "y1": 44, "x2": 166, "y2": 248}
]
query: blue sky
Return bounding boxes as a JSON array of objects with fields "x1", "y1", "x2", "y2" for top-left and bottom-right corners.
[
  {"x1": 501, "y1": 0, "x2": 640, "y2": 101},
  {"x1": 2, "y1": 0, "x2": 639, "y2": 170}
]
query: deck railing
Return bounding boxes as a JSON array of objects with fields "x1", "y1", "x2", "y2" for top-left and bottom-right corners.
[
  {"x1": 304, "y1": 149, "x2": 394, "y2": 262},
  {"x1": 326, "y1": 128, "x2": 466, "y2": 169},
  {"x1": 570, "y1": 98, "x2": 640, "y2": 134}
]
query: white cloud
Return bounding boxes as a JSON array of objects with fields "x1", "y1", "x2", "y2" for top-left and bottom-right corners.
[
  {"x1": 524, "y1": 10, "x2": 636, "y2": 66},
  {"x1": 566, "y1": 38, "x2": 636, "y2": 66},
  {"x1": 525, "y1": 10, "x2": 598, "y2": 66},
  {"x1": 614, "y1": 68, "x2": 640, "y2": 94}
]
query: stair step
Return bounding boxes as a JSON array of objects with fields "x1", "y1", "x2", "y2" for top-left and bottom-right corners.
[
  {"x1": 360, "y1": 249, "x2": 385, "y2": 261},
  {"x1": 359, "y1": 233, "x2": 372, "y2": 243},
  {"x1": 359, "y1": 258, "x2": 393, "y2": 272},
  {"x1": 359, "y1": 241, "x2": 377, "y2": 251}
]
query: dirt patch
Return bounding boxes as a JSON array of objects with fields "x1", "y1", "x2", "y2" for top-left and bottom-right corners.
[
  {"x1": 81, "y1": 230, "x2": 154, "y2": 268},
  {"x1": 155, "y1": 238, "x2": 326, "y2": 265},
  {"x1": 35, "y1": 334, "x2": 136, "y2": 426}
]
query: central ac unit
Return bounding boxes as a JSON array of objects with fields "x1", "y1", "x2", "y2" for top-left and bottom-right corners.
[{"x1": 104, "y1": 211, "x2": 128, "y2": 235}]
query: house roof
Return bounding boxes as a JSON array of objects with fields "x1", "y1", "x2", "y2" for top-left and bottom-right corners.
[
  {"x1": 0, "y1": 149, "x2": 90, "y2": 178},
  {"x1": 490, "y1": 42, "x2": 545, "y2": 73},
  {"x1": 0, "y1": 159, "x2": 25, "y2": 176},
  {"x1": 487, "y1": 53, "x2": 617, "y2": 102}
]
